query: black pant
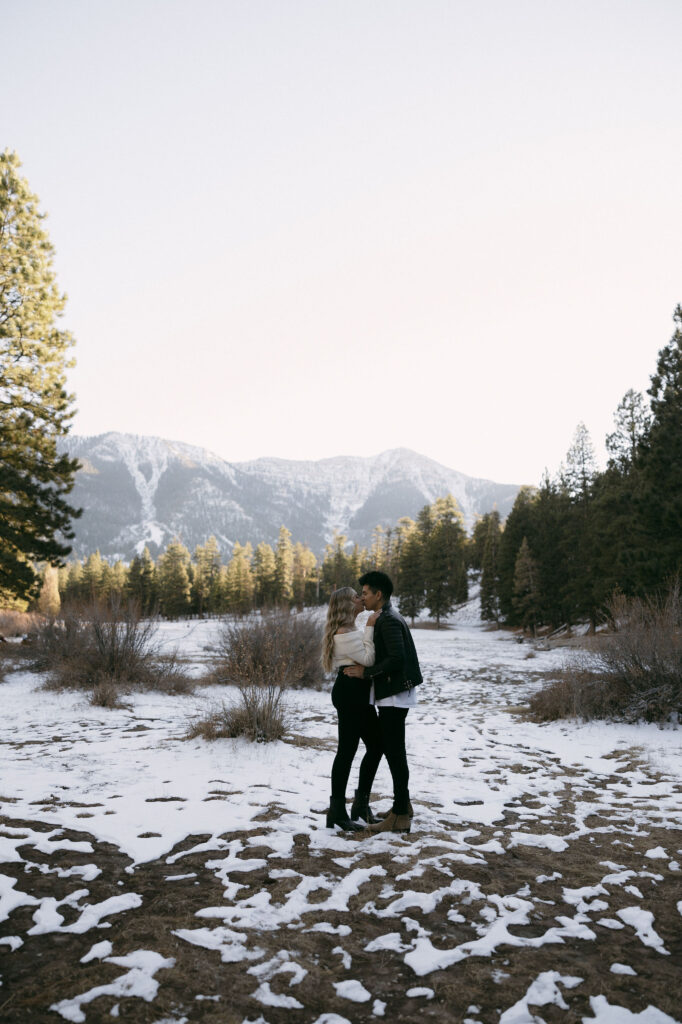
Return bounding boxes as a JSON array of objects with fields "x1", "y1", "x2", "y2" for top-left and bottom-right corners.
[
  {"x1": 330, "y1": 671, "x2": 382, "y2": 800},
  {"x1": 377, "y1": 706, "x2": 410, "y2": 815}
]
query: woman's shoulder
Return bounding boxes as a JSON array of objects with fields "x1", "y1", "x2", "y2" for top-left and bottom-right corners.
[{"x1": 335, "y1": 626, "x2": 354, "y2": 636}]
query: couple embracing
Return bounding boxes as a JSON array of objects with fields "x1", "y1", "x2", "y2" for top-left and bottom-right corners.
[{"x1": 321, "y1": 570, "x2": 423, "y2": 836}]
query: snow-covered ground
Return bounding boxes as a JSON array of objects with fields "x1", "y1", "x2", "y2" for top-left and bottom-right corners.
[{"x1": 1, "y1": 606, "x2": 681, "y2": 1023}]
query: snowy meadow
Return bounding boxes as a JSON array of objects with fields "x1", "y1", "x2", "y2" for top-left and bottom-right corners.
[{"x1": 1, "y1": 604, "x2": 681, "y2": 1023}]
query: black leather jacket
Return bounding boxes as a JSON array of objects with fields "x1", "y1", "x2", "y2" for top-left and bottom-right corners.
[{"x1": 362, "y1": 600, "x2": 423, "y2": 701}]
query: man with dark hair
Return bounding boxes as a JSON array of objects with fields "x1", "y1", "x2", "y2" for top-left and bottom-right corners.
[{"x1": 343, "y1": 569, "x2": 422, "y2": 834}]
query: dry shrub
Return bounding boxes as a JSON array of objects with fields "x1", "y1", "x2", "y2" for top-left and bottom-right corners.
[
  {"x1": 90, "y1": 679, "x2": 125, "y2": 708},
  {"x1": 32, "y1": 598, "x2": 192, "y2": 695},
  {"x1": 0, "y1": 610, "x2": 42, "y2": 637},
  {"x1": 187, "y1": 692, "x2": 286, "y2": 743},
  {"x1": 212, "y1": 609, "x2": 324, "y2": 690},
  {"x1": 196, "y1": 609, "x2": 321, "y2": 743},
  {"x1": 530, "y1": 583, "x2": 682, "y2": 723}
]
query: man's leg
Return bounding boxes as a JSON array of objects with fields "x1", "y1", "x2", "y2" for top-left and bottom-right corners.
[{"x1": 378, "y1": 707, "x2": 410, "y2": 814}]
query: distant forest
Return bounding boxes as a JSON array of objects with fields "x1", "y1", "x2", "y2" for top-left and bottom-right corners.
[{"x1": 40, "y1": 301, "x2": 682, "y2": 632}]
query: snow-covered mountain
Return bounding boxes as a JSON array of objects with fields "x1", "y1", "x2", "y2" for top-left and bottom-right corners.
[{"x1": 62, "y1": 433, "x2": 522, "y2": 560}]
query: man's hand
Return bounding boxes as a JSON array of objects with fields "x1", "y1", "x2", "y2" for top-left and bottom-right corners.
[{"x1": 343, "y1": 664, "x2": 365, "y2": 678}]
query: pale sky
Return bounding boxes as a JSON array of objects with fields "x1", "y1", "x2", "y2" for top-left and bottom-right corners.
[{"x1": 3, "y1": 0, "x2": 680, "y2": 485}]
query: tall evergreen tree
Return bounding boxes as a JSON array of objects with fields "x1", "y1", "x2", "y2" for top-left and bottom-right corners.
[
  {"x1": 479, "y1": 510, "x2": 502, "y2": 622},
  {"x1": 223, "y1": 542, "x2": 254, "y2": 614},
  {"x1": 497, "y1": 486, "x2": 537, "y2": 621},
  {"x1": 292, "y1": 541, "x2": 317, "y2": 609},
  {"x1": 512, "y1": 537, "x2": 541, "y2": 635},
  {"x1": 157, "y1": 538, "x2": 192, "y2": 618},
  {"x1": 561, "y1": 425, "x2": 599, "y2": 627},
  {"x1": 606, "y1": 389, "x2": 651, "y2": 471},
  {"x1": 395, "y1": 522, "x2": 424, "y2": 625},
  {"x1": 424, "y1": 495, "x2": 467, "y2": 626},
  {"x1": 638, "y1": 304, "x2": 682, "y2": 586},
  {"x1": 0, "y1": 150, "x2": 81, "y2": 604},
  {"x1": 127, "y1": 547, "x2": 157, "y2": 614},
  {"x1": 320, "y1": 533, "x2": 356, "y2": 599},
  {"x1": 274, "y1": 526, "x2": 294, "y2": 605},
  {"x1": 81, "y1": 550, "x2": 105, "y2": 601},
  {"x1": 253, "y1": 542, "x2": 277, "y2": 606},
  {"x1": 192, "y1": 536, "x2": 221, "y2": 615}
]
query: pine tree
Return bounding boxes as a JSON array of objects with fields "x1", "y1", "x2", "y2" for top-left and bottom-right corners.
[
  {"x1": 63, "y1": 559, "x2": 84, "y2": 605},
  {"x1": 561, "y1": 425, "x2": 599, "y2": 627},
  {"x1": 0, "y1": 151, "x2": 81, "y2": 604},
  {"x1": 320, "y1": 533, "x2": 356, "y2": 599},
  {"x1": 127, "y1": 547, "x2": 156, "y2": 614},
  {"x1": 469, "y1": 514, "x2": 489, "y2": 572},
  {"x1": 157, "y1": 538, "x2": 191, "y2": 618},
  {"x1": 497, "y1": 486, "x2": 537, "y2": 621},
  {"x1": 396, "y1": 524, "x2": 424, "y2": 625},
  {"x1": 424, "y1": 495, "x2": 467, "y2": 626},
  {"x1": 562, "y1": 422, "x2": 597, "y2": 504},
  {"x1": 292, "y1": 542, "x2": 317, "y2": 609},
  {"x1": 532, "y1": 473, "x2": 571, "y2": 628},
  {"x1": 479, "y1": 510, "x2": 502, "y2": 622},
  {"x1": 606, "y1": 389, "x2": 651, "y2": 471},
  {"x1": 253, "y1": 542, "x2": 277, "y2": 607},
  {"x1": 223, "y1": 542, "x2": 254, "y2": 614},
  {"x1": 512, "y1": 537, "x2": 541, "y2": 635},
  {"x1": 81, "y1": 551, "x2": 105, "y2": 601},
  {"x1": 638, "y1": 305, "x2": 682, "y2": 587},
  {"x1": 192, "y1": 536, "x2": 221, "y2": 615},
  {"x1": 274, "y1": 526, "x2": 294, "y2": 605}
]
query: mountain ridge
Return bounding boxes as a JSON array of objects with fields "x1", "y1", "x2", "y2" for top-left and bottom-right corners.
[{"x1": 62, "y1": 432, "x2": 522, "y2": 560}]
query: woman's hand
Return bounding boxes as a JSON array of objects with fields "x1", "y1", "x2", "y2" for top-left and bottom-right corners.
[{"x1": 366, "y1": 611, "x2": 380, "y2": 626}]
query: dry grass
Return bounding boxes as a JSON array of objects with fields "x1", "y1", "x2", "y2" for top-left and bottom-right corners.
[
  {"x1": 187, "y1": 691, "x2": 286, "y2": 742},
  {"x1": 31, "y1": 598, "x2": 193, "y2": 697},
  {"x1": 530, "y1": 584, "x2": 682, "y2": 723},
  {"x1": 0, "y1": 610, "x2": 42, "y2": 637},
  {"x1": 212, "y1": 608, "x2": 325, "y2": 690}
]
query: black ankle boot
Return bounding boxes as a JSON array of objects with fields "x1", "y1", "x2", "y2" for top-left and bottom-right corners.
[
  {"x1": 350, "y1": 789, "x2": 379, "y2": 824},
  {"x1": 326, "y1": 796, "x2": 364, "y2": 831}
]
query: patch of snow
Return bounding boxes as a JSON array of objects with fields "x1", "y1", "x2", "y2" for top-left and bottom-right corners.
[
  {"x1": 333, "y1": 979, "x2": 372, "y2": 1002},
  {"x1": 499, "y1": 971, "x2": 583, "y2": 1023}
]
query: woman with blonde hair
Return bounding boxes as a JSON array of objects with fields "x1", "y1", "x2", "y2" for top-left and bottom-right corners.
[{"x1": 322, "y1": 587, "x2": 382, "y2": 831}]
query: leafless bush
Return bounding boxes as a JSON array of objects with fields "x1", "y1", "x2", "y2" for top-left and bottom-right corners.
[
  {"x1": 32, "y1": 598, "x2": 193, "y2": 695},
  {"x1": 89, "y1": 679, "x2": 126, "y2": 708},
  {"x1": 0, "y1": 610, "x2": 42, "y2": 637},
  {"x1": 212, "y1": 609, "x2": 324, "y2": 690},
  {"x1": 187, "y1": 691, "x2": 286, "y2": 742},
  {"x1": 529, "y1": 584, "x2": 682, "y2": 723}
]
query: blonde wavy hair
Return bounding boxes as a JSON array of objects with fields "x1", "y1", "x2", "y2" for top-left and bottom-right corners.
[{"x1": 321, "y1": 587, "x2": 358, "y2": 673}]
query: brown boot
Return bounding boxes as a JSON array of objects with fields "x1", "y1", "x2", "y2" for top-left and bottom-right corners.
[
  {"x1": 360, "y1": 811, "x2": 411, "y2": 836},
  {"x1": 381, "y1": 799, "x2": 413, "y2": 820}
]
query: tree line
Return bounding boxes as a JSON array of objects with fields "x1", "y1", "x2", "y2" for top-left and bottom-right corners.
[
  {"x1": 469, "y1": 305, "x2": 682, "y2": 633},
  {"x1": 43, "y1": 493, "x2": 470, "y2": 621}
]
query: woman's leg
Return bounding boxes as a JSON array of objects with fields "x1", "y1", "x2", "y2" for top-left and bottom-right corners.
[
  {"x1": 330, "y1": 705, "x2": 362, "y2": 799},
  {"x1": 356, "y1": 705, "x2": 383, "y2": 796},
  {"x1": 378, "y1": 707, "x2": 409, "y2": 814}
]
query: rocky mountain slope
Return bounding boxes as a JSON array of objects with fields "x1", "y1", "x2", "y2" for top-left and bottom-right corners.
[{"x1": 62, "y1": 433, "x2": 521, "y2": 560}]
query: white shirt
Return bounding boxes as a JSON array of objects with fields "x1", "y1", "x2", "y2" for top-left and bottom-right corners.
[
  {"x1": 370, "y1": 681, "x2": 418, "y2": 709},
  {"x1": 331, "y1": 626, "x2": 375, "y2": 672}
]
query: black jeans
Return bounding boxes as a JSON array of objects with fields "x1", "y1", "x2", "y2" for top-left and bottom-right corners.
[
  {"x1": 330, "y1": 670, "x2": 382, "y2": 800},
  {"x1": 377, "y1": 706, "x2": 410, "y2": 815}
]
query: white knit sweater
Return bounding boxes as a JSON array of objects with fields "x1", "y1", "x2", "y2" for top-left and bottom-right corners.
[{"x1": 330, "y1": 626, "x2": 375, "y2": 671}]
